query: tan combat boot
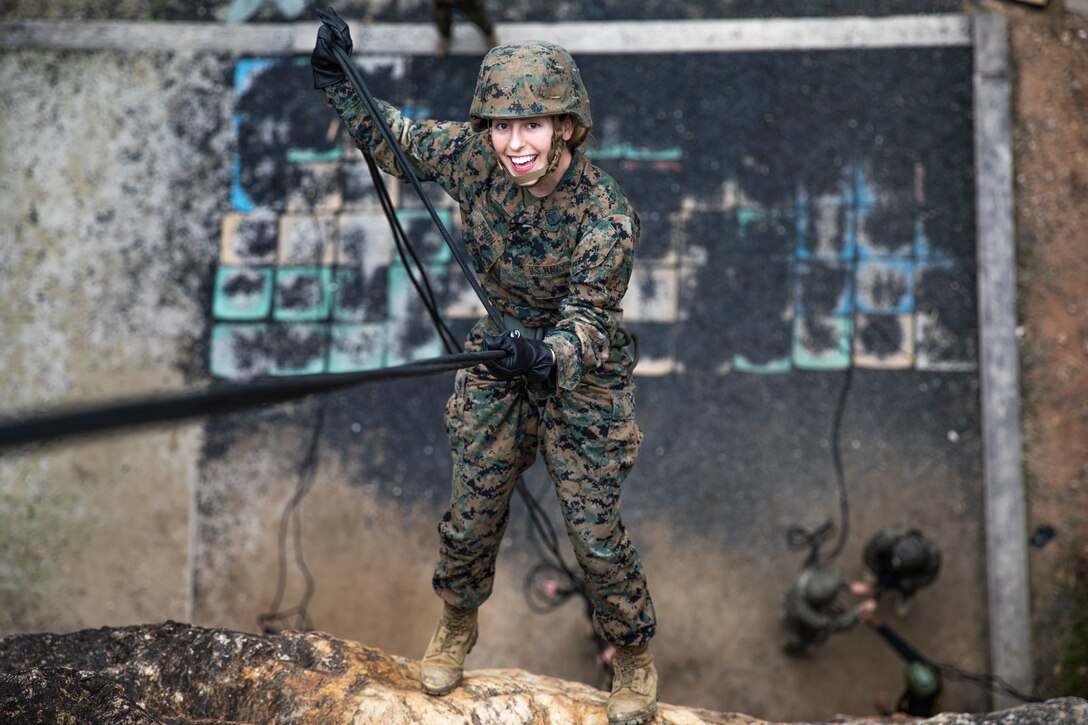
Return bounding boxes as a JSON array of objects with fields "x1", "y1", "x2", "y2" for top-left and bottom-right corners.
[
  {"x1": 608, "y1": 643, "x2": 658, "y2": 725},
  {"x1": 420, "y1": 603, "x2": 478, "y2": 696}
]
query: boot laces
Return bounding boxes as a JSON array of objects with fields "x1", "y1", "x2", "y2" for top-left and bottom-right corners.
[
  {"x1": 614, "y1": 651, "x2": 638, "y2": 689},
  {"x1": 439, "y1": 608, "x2": 473, "y2": 653}
]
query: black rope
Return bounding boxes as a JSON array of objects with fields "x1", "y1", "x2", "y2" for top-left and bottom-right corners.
[
  {"x1": 824, "y1": 363, "x2": 854, "y2": 561},
  {"x1": 331, "y1": 44, "x2": 506, "y2": 333},
  {"x1": 257, "y1": 397, "x2": 328, "y2": 634},
  {"x1": 785, "y1": 365, "x2": 855, "y2": 568},
  {"x1": 930, "y1": 660, "x2": 1042, "y2": 704},
  {"x1": 786, "y1": 520, "x2": 836, "y2": 568},
  {"x1": 518, "y1": 474, "x2": 586, "y2": 613},
  {"x1": 363, "y1": 153, "x2": 462, "y2": 354},
  {"x1": 786, "y1": 183, "x2": 862, "y2": 567},
  {"x1": 0, "y1": 350, "x2": 501, "y2": 450},
  {"x1": 869, "y1": 623, "x2": 1042, "y2": 704}
]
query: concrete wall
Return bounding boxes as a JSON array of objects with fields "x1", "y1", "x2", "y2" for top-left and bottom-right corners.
[
  {"x1": 0, "y1": 11, "x2": 1007, "y2": 722},
  {"x1": 1, "y1": 49, "x2": 232, "y2": 628}
]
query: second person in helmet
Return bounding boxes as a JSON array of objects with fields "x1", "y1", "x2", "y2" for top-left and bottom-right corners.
[{"x1": 312, "y1": 9, "x2": 658, "y2": 725}]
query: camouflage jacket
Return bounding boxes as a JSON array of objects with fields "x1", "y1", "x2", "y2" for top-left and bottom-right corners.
[{"x1": 325, "y1": 80, "x2": 639, "y2": 392}]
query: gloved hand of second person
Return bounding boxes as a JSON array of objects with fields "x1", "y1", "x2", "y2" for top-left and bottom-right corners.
[
  {"x1": 311, "y1": 7, "x2": 353, "y2": 89},
  {"x1": 483, "y1": 332, "x2": 555, "y2": 384}
]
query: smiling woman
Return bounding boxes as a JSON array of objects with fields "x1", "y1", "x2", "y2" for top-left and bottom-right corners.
[
  {"x1": 490, "y1": 116, "x2": 574, "y2": 196},
  {"x1": 311, "y1": 11, "x2": 658, "y2": 724}
]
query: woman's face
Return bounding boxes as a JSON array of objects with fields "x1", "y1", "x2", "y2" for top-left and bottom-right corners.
[{"x1": 490, "y1": 115, "x2": 571, "y2": 182}]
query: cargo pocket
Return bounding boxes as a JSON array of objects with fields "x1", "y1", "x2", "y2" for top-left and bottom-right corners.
[
  {"x1": 605, "y1": 390, "x2": 642, "y2": 470},
  {"x1": 465, "y1": 209, "x2": 504, "y2": 275}
]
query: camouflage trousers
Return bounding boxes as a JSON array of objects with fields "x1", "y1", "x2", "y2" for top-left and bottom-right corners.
[{"x1": 432, "y1": 365, "x2": 657, "y2": 646}]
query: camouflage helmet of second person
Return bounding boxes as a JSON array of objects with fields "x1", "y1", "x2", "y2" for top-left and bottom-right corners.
[
  {"x1": 801, "y1": 566, "x2": 845, "y2": 606},
  {"x1": 470, "y1": 41, "x2": 592, "y2": 140}
]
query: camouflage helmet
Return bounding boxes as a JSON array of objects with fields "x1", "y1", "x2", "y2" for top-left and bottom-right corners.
[
  {"x1": 470, "y1": 41, "x2": 592, "y2": 135},
  {"x1": 891, "y1": 533, "x2": 928, "y2": 572},
  {"x1": 802, "y1": 566, "x2": 845, "y2": 606},
  {"x1": 905, "y1": 661, "x2": 940, "y2": 697}
]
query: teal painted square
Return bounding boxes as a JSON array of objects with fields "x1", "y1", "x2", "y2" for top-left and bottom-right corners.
[
  {"x1": 213, "y1": 266, "x2": 272, "y2": 321},
  {"x1": 733, "y1": 354, "x2": 792, "y2": 374},
  {"x1": 332, "y1": 268, "x2": 365, "y2": 322},
  {"x1": 286, "y1": 148, "x2": 343, "y2": 163},
  {"x1": 209, "y1": 322, "x2": 274, "y2": 379},
  {"x1": 273, "y1": 267, "x2": 332, "y2": 321},
  {"x1": 270, "y1": 322, "x2": 328, "y2": 376},
  {"x1": 328, "y1": 323, "x2": 387, "y2": 372},
  {"x1": 792, "y1": 315, "x2": 852, "y2": 370}
]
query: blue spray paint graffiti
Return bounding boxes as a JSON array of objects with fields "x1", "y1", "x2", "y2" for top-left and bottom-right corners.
[{"x1": 210, "y1": 55, "x2": 976, "y2": 380}]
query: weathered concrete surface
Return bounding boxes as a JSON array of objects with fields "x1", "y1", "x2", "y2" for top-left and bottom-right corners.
[
  {"x1": 0, "y1": 623, "x2": 1082, "y2": 724},
  {"x1": 4, "y1": 4, "x2": 1081, "y2": 722},
  {"x1": 0, "y1": 49, "x2": 232, "y2": 630},
  {"x1": 0, "y1": 20, "x2": 994, "y2": 724}
]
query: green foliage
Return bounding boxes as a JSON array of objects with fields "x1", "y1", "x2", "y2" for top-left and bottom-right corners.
[{"x1": 1059, "y1": 584, "x2": 1088, "y2": 696}]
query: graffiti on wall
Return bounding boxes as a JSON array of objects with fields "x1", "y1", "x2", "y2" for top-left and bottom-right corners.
[{"x1": 210, "y1": 50, "x2": 977, "y2": 380}]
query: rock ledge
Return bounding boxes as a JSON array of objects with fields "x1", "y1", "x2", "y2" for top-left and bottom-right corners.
[{"x1": 0, "y1": 623, "x2": 1082, "y2": 724}]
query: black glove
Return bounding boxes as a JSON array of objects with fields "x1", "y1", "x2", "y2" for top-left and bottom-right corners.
[
  {"x1": 312, "y1": 7, "x2": 353, "y2": 90},
  {"x1": 483, "y1": 332, "x2": 555, "y2": 384}
]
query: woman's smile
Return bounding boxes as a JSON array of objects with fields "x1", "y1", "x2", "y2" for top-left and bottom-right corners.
[{"x1": 508, "y1": 153, "x2": 539, "y2": 173}]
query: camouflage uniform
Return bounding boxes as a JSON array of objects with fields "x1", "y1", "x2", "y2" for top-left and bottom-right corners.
[
  {"x1": 781, "y1": 565, "x2": 861, "y2": 653},
  {"x1": 863, "y1": 526, "x2": 941, "y2": 599},
  {"x1": 325, "y1": 59, "x2": 656, "y2": 647}
]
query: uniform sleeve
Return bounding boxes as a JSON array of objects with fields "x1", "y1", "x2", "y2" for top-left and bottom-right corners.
[
  {"x1": 324, "y1": 79, "x2": 474, "y2": 196},
  {"x1": 791, "y1": 595, "x2": 854, "y2": 632},
  {"x1": 548, "y1": 212, "x2": 638, "y2": 391}
]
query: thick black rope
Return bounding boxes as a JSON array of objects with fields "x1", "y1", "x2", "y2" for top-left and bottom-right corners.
[
  {"x1": 0, "y1": 350, "x2": 501, "y2": 450},
  {"x1": 331, "y1": 44, "x2": 506, "y2": 333},
  {"x1": 363, "y1": 152, "x2": 461, "y2": 353},
  {"x1": 786, "y1": 209, "x2": 860, "y2": 568},
  {"x1": 785, "y1": 365, "x2": 854, "y2": 568},
  {"x1": 869, "y1": 623, "x2": 1041, "y2": 704},
  {"x1": 257, "y1": 396, "x2": 327, "y2": 634}
]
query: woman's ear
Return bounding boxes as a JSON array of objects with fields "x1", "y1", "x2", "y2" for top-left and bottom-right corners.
[{"x1": 561, "y1": 115, "x2": 574, "y2": 142}]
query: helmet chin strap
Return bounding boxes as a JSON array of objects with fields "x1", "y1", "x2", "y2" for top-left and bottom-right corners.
[
  {"x1": 502, "y1": 124, "x2": 567, "y2": 187},
  {"x1": 509, "y1": 165, "x2": 549, "y2": 187}
]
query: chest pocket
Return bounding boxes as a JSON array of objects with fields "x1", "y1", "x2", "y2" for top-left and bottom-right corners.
[
  {"x1": 465, "y1": 208, "x2": 504, "y2": 275},
  {"x1": 521, "y1": 259, "x2": 570, "y2": 304},
  {"x1": 501, "y1": 222, "x2": 571, "y2": 305}
]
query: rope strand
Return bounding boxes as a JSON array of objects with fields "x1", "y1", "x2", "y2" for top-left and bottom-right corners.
[
  {"x1": 0, "y1": 350, "x2": 501, "y2": 450},
  {"x1": 331, "y1": 45, "x2": 505, "y2": 333}
]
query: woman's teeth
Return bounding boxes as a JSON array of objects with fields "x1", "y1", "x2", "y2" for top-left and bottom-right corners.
[{"x1": 510, "y1": 154, "x2": 537, "y2": 171}]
